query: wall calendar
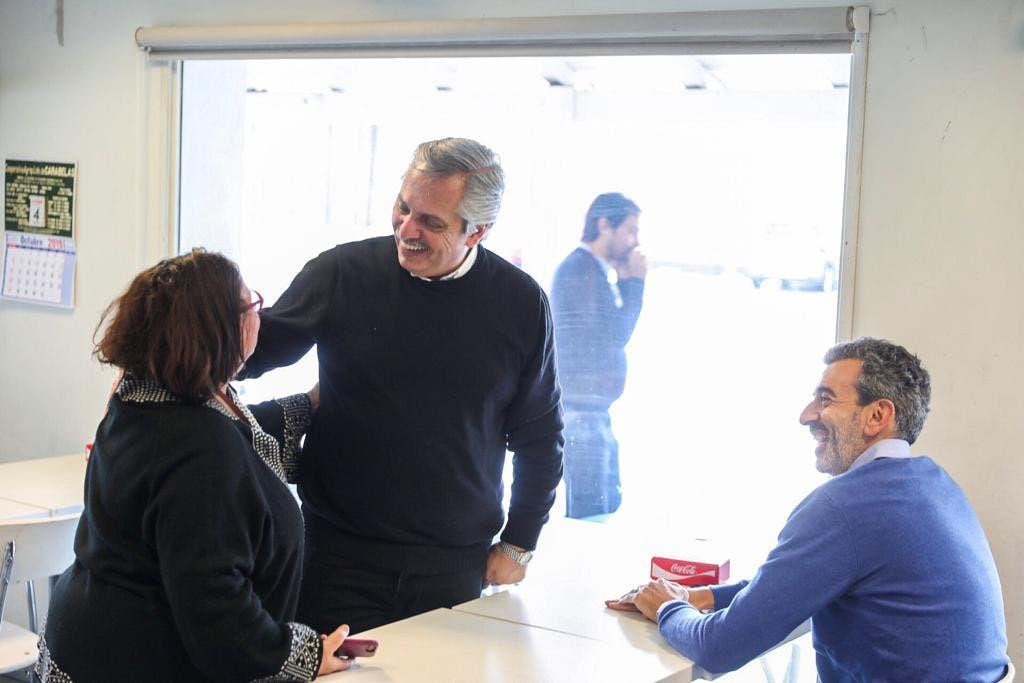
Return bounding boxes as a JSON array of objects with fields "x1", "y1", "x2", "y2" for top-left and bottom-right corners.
[{"x1": 2, "y1": 160, "x2": 77, "y2": 308}]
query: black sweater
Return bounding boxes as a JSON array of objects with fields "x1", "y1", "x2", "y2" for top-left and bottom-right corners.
[
  {"x1": 41, "y1": 381, "x2": 320, "y2": 682},
  {"x1": 244, "y1": 237, "x2": 563, "y2": 571}
]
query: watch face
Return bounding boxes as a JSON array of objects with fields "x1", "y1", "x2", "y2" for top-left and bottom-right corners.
[{"x1": 501, "y1": 543, "x2": 533, "y2": 565}]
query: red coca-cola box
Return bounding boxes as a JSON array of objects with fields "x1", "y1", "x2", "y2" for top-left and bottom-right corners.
[{"x1": 650, "y1": 554, "x2": 730, "y2": 587}]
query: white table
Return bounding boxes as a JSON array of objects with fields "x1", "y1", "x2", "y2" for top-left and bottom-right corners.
[
  {"x1": 452, "y1": 517, "x2": 696, "y2": 680},
  {"x1": 456, "y1": 517, "x2": 814, "y2": 681},
  {"x1": 0, "y1": 454, "x2": 87, "y2": 515},
  {"x1": 455, "y1": 586, "x2": 692, "y2": 671},
  {"x1": 320, "y1": 608, "x2": 690, "y2": 682},
  {"x1": 0, "y1": 498, "x2": 49, "y2": 522},
  {"x1": 0, "y1": 455, "x2": 85, "y2": 636}
]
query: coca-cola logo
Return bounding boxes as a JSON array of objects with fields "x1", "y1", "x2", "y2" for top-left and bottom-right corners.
[{"x1": 670, "y1": 563, "x2": 698, "y2": 575}]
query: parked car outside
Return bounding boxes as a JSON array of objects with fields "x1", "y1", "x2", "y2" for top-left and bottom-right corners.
[{"x1": 736, "y1": 224, "x2": 838, "y2": 292}]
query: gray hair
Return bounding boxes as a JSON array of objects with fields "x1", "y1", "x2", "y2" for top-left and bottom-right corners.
[
  {"x1": 409, "y1": 138, "x2": 505, "y2": 233},
  {"x1": 824, "y1": 337, "x2": 931, "y2": 444}
]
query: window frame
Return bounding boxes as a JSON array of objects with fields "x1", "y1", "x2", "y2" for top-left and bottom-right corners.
[{"x1": 138, "y1": 6, "x2": 869, "y2": 340}]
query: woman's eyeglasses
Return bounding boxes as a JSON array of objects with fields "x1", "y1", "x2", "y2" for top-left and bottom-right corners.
[{"x1": 247, "y1": 290, "x2": 264, "y2": 312}]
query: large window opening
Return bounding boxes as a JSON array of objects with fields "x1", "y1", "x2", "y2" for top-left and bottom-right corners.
[
  {"x1": 179, "y1": 53, "x2": 846, "y2": 639},
  {"x1": 179, "y1": 50, "x2": 851, "y2": 682}
]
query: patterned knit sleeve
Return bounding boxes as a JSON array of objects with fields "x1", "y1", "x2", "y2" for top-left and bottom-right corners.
[
  {"x1": 252, "y1": 623, "x2": 323, "y2": 682},
  {"x1": 274, "y1": 393, "x2": 312, "y2": 483},
  {"x1": 245, "y1": 393, "x2": 313, "y2": 484}
]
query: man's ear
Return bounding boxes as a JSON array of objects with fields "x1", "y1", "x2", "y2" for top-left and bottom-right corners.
[
  {"x1": 863, "y1": 398, "x2": 896, "y2": 439},
  {"x1": 596, "y1": 216, "x2": 612, "y2": 236},
  {"x1": 466, "y1": 223, "x2": 490, "y2": 247}
]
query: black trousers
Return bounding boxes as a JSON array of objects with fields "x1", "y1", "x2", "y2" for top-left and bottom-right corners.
[{"x1": 296, "y1": 524, "x2": 488, "y2": 635}]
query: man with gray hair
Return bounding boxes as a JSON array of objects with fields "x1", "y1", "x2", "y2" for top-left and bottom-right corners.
[
  {"x1": 609, "y1": 337, "x2": 1009, "y2": 680},
  {"x1": 244, "y1": 137, "x2": 564, "y2": 634}
]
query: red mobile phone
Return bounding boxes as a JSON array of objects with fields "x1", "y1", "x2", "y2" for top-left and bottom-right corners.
[{"x1": 336, "y1": 638, "x2": 379, "y2": 659}]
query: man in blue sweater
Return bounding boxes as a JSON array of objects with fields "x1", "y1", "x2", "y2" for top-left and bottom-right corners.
[{"x1": 608, "y1": 338, "x2": 1009, "y2": 681}]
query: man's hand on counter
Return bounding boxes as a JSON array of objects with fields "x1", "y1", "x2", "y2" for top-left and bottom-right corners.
[
  {"x1": 606, "y1": 579, "x2": 714, "y2": 622},
  {"x1": 484, "y1": 543, "x2": 528, "y2": 586}
]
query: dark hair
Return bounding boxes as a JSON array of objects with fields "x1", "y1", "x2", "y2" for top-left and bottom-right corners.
[
  {"x1": 581, "y1": 192, "x2": 640, "y2": 242},
  {"x1": 824, "y1": 337, "x2": 931, "y2": 444},
  {"x1": 94, "y1": 249, "x2": 248, "y2": 404}
]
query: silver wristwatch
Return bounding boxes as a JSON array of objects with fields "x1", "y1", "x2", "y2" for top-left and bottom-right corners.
[{"x1": 498, "y1": 541, "x2": 534, "y2": 565}]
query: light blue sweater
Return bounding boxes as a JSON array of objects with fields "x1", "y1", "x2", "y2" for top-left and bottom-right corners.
[{"x1": 658, "y1": 449, "x2": 1008, "y2": 681}]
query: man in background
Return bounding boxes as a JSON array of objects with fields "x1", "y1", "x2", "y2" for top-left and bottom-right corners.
[
  {"x1": 243, "y1": 138, "x2": 564, "y2": 634},
  {"x1": 550, "y1": 192, "x2": 646, "y2": 519},
  {"x1": 609, "y1": 338, "x2": 1009, "y2": 680}
]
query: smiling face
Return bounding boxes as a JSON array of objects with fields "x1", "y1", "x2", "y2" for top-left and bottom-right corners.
[
  {"x1": 391, "y1": 169, "x2": 486, "y2": 279},
  {"x1": 799, "y1": 359, "x2": 869, "y2": 476}
]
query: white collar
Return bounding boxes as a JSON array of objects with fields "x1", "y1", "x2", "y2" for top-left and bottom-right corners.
[{"x1": 415, "y1": 245, "x2": 478, "y2": 282}]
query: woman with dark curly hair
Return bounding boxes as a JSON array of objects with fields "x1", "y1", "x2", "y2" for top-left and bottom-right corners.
[{"x1": 38, "y1": 249, "x2": 353, "y2": 682}]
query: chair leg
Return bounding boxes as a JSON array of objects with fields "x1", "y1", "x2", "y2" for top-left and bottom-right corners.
[
  {"x1": 26, "y1": 580, "x2": 37, "y2": 633},
  {"x1": 1, "y1": 540, "x2": 14, "y2": 625},
  {"x1": 782, "y1": 643, "x2": 801, "y2": 683}
]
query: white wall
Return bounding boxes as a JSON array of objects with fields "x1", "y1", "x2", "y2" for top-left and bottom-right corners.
[
  {"x1": 2, "y1": 0, "x2": 1022, "y2": 665},
  {"x1": 851, "y1": 0, "x2": 1024, "y2": 665}
]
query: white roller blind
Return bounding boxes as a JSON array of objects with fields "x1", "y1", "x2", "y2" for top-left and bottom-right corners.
[{"x1": 136, "y1": 8, "x2": 858, "y2": 61}]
